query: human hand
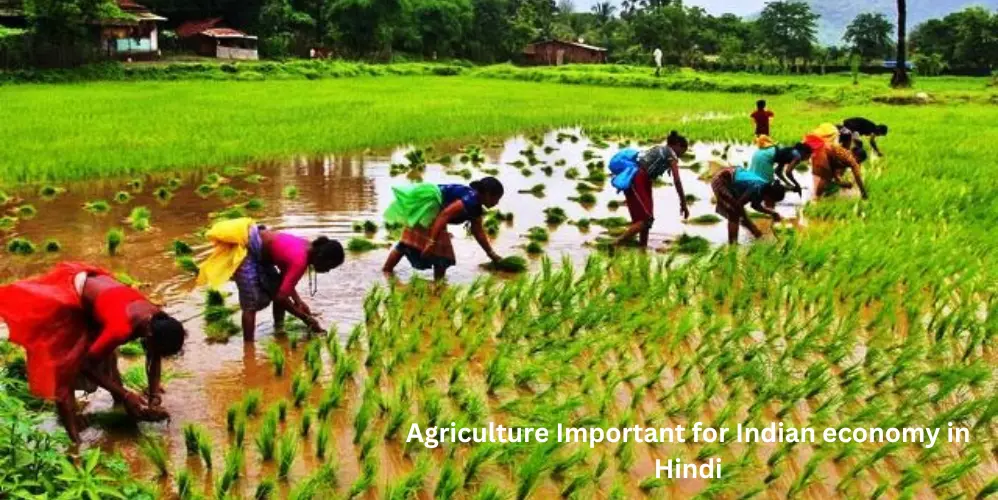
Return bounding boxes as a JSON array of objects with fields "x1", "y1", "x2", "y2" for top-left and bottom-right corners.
[
  {"x1": 771, "y1": 212, "x2": 782, "y2": 223},
  {"x1": 680, "y1": 204, "x2": 690, "y2": 220},
  {"x1": 487, "y1": 252, "x2": 502, "y2": 263},
  {"x1": 299, "y1": 302, "x2": 313, "y2": 317},
  {"x1": 306, "y1": 317, "x2": 324, "y2": 334}
]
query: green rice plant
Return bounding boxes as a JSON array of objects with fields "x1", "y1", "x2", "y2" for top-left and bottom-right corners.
[
  {"x1": 39, "y1": 185, "x2": 64, "y2": 199},
  {"x1": 14, "y1": 204, "x2": 37, "y2": 218},
  {"x1": 205, "y1": 173, "x2": 226, "y2": 185},
  {"x1": 383, "y1": 400, "x2": 408, "y2": 441},
  {"x1": 217, "y1": 186, "x2": 240, "y2": 200},
  {"x1": 198, "y1": 432, "x2": 214, "y2": 469},
  {"x1": 526, "y1": 241, "x2": 544, "y2": 255},
  {"x1": 244, "y1": 174, "x2": 267, "y2": 184},
  {"x1": 347, "y1": 237, "x2": 379, "y2": 253},
  {"x1": 176, "y1": 469, "x2": 195, "y2": 500},
  {"x1": 480, "y1": 256, "x2": 528, "y2": 273},
  {"x1": 434, "y1": 460, "x2": 461, "y2": 500},
  {"x1": 235, "y1": 416, "x2": 246, "y2": 448},
  {"x1": 475, "y1": 483, "x2": 504, "y2": 500},
  {"x1": 526, "y1": 226, "x2": 549, "y2": 242},
  {"x1": 171, "y1": 239, "x2": 193, "y2": 257},
  {"x1": 463, "y1": 443, "x2": 497, "y2": 486},
  {"x1": 127, "y1": 178, "x2": 144, "y2": 192},
  {"x1": 7, "y1": 238, "x2": 37, "y2": 255},
  {"x1": 106, "y1": 229, "x2": 125, "y2": 256},
  {"x1": 244, "y1": 198, "x2": 266, "y2": 211},
  {"x1": 541, "y1": 166, "x2": 553, "y2": 176},
  {"x1": 977, "y1": 478, "x2": 998, "y2": 500},
  {"x1": 0, "y1": 216, "x2": 17, "y2": 231},
  {"x1": 544, "y1": 207, "x2": 568, "y2": 225},
  {"x1": 254, "y1": 477, "x2": 277, "y2": 500},
  {"x1": 118, "y1": 340, "x2": 143, "y2": 357},
  {"x1": 176, "y1": 256, "x2": 199, "y2": 275},
  {"x1": 517, "y1": 184, "x2": 545, "y2": 196},
  {"x1": 607, "y1": 200, "x2": 621, "y2": 210},
  {"x1": 243, "y1": 389, "x2": 262, "y2": 417},
  {"x1": 256, "y1": 410, "x2": 278, "y2": 461},
  {"x1": 674, "y1": 233, "x2": 710, "y2": 254},
  {"x1": 127, "y1": 206, "x2": 152, "y2": 231},
  {"x1": 639, "y1": 476, "x2": 666, "y2": 493},
  {"x1": 283, "y1": 186, "x2": 300, "y2": 199},
  {"x1": 182, "y1": 423, "x2": 204, "y2": 456},
  {"x1": 153, "y1": 186, "x2": 172, "y2": 202},
  {"x1": 266, "y1": 342, "x2": 286, "y2": 376},
  {"x1": 687, "y1": 214, "x2": 722, "y2": 225},
  {"x1": 0, "y1": 190, "x2": 10, "y2": 205},
  {"x1": 138, "y1": 436, "x2": 169, "y2": 478},
  {"x1": 316, "y1": 423, "x2": 330, "y2": 459},
  {"x1": 277, "y1": 430, "x2": 299, "y2": 480},
  {"x1": 84, "y1": 200, "x2": 111, "y2": 214},
  {"x1": 226, "y1": 404, "x2": 238, "y2": 432},
  {"x1": 569, "y1": 192, "x2": 597, "y2": 205},
  {"x1": 291, "y1": 372, "x2": 311, "y2": 407},
  {"x1": 277, "y1": 399, "x2": 289, "y2": 422},
  {"x1": 565, "y1": 167, "x2": 580, "y2": 179},
  {"x1": 113, "y1": 191, "x2": 132, "y2": 204},
  {"x1": 317, "y1": 384, "x2": 344, "y2": 419},
  {"x1": 196, "y1": 184, "x2": 215, "y2": 197},
  {"x1": 300, "y1": 409, "x2": 313, "y2": 437}
]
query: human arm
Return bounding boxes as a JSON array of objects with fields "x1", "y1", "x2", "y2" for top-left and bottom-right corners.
[
  {"x1": 290, "y1": 289, "x2": 311, "y2": 316},
  {"x1": 469, "y1": 217, "x2": 501, "y2": 262},
  {"x1": 670, "y1": 160, "x2": 690, "y2": 219},
  {"x1": 870, "y1": 136, "x2": 882, "y2": 156},
  {"x1": 145, "y1": 351, "x2": 163, "y2": 406},
  {"x1": 277, "y1": 296, "x2": 322, "y2": 332},
  {"x1": 776, "y1": 160, "x2": 803, "y2": 193},
  {"x1": 750, "y1": 201, "x2": 782, "y2": 222},
  {"x1": 81, "y1": 357, "x2": 163, "y2": 420},
  {"x1": 849, "y1": 162, "x2": 868, "y2": 199}
]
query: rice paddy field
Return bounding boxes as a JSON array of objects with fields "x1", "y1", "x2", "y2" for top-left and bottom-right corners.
[{"x1": 1, "y1": 69, "x2": 997, "y2": 500}]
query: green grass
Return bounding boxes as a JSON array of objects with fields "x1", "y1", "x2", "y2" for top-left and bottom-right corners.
[{"x1": 8, "y1": 73, "x2": 994, "y2": 184}]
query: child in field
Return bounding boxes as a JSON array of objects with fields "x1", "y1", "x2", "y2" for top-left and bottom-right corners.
[
  {"x1": 197, "y1": 218, "x2": 344, "y2": 341},
  {"x1": 750, "y1": 99, "x2": 774, "y2": 136},
  {"x1": 747, "y1": 136, "x2": 812, "y2": 194},
  {"x1": 711, "y1": 168, "x2": 786, "y2": 244},
  {"x1": 0, "y1": 262, "x2": 187, "y2": 442},
  {"x1": 382, "y1": 177, "x2": 505, "y2": 280},
  {"x1": 610, "y1": 131, "x2": 691, "y2": 248}
]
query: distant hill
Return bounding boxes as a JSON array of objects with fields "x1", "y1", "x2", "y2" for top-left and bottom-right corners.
[{"x1": 808, "y1": 0, "x2": 998, "y2": 45}]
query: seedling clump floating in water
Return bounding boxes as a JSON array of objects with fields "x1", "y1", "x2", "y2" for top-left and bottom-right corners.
[
  {"x1": 674, "y1": 233, "x2": 710, "y2": 254},
  {"x1": 347, "y1": 237, "x2": 380, "y2": 253},
  {"x1": 517, "y1": 184, "x2": 545, "y2": 196},
  {"x1": 7, "y1": 237, "x2": 35, "y2": 255},
  {"x1": 0, "y1": 216, "x2": 17, "y2": 231},
  {"x1": 84, "y1": 200, "x2": 111, "y2": 214},
  {"x1": 127, "y1": 206, "x2": 152, "y2": 231},
  {"x1": 42, "y1": 239, "x2": 61, "y2": 253},
  {"x1": 39, "y1": 185, "x2": 64, "y2": 200},
  {"x1": 105, "y1": 228, "x2": 124, "y2": 255},
  {"x1": 543, "y1": 207, "x2": 568, "y2": 225},
  {"x1": 114, "y1": 191, "x2": 132, "y2": 204},
  {"x1": 569, "y1": 192, "x2": 597, "y2": 206},
  {"x1": 283, "y1": 186, "x2": 300, "y2": 199},
  {"x1": 480, "y1": 256, "x2": 528, "y2": 273},
  {"x1": 687, "y1": 214, "x2": 722, "y2": 225},
  {"x1": 15, "y1": 204, "x2": 37, "y2": 219}
]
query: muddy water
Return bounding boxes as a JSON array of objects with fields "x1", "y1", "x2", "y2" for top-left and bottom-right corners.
[{"x1": 0, "y1": 129, "x2": 815, "y2": 496}]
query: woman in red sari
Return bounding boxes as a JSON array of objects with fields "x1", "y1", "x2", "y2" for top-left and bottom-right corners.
[{"x1": 0, "y1": 262, "x2": 186, "y2": 442}]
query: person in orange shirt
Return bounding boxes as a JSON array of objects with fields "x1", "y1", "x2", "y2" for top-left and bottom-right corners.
[
  {"x1": 750, "y1": 99, "x2": 774, "y2": 136},
  {"x1": 0, "y1": 262, "x2": 186, "y2": 442}
]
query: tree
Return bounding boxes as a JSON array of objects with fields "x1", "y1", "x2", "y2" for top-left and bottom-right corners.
[
  {"x1": 556, "y1": 0, "x2": 573, "y2": 14},
  {"x1": 407, "y1": 0, "x2": 473, "y2": 58},
  {"x1": 843, "y1": 12, "x2": 893, "y2": 61},
  {"x1": 952, "y1": 7, "x2": 998, "y2": 69},
  {"x1": 590, "y1": 1, "x2": 614, "y2": 25},
  {"x1": 257, "y1": 0, "x2": 314, "y2": 57},
  {"x1": 891, "y1": 0, "x2": 910, "y2": 87},
  {"x1": 755, "y1": 1, "x2": 818, "y2": 69}
]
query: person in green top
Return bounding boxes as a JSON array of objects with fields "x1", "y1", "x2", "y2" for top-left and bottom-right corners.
[{"x1": 747, "y1": 141, "x2": 811, "y2": 194}]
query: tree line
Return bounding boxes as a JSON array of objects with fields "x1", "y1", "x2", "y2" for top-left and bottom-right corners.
[{"x1": 4, "y1": 0, "x2": 997, "y2": 73}]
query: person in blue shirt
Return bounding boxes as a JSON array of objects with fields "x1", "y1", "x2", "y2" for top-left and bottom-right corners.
[
  {"x1": 383, "y1": 177, "x2": 505, "y2": 280},
  {"x1": 747, "y1": 140, "x2": 811, "y2": 194},
  {"x1": 710, "y1": 168, "x2": 786, "y2": 244}
]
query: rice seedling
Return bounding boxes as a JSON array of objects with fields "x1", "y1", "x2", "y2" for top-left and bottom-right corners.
[
  {"x1": 14, "y1": 204, "x2": 37, "y2": 218},
  {"x1": 176, "y1": 469, "x2": 195, "y2": 500},
  {"x1": 127, "y1": 206, "x2": 152, "y2": 231},
  {"x1": 277, "y1": 431, "x2": 299, "y2": 480},
  {"x1": 256, "y1": 411, "x2": 278, "y2": 461},
  {"x1": 434, "y1": 460, "x2": 462, "y2": 500},
  {"x1": 7, "y1": 237, "x2": 36, "y2": 255},
  {"x1": 217, "y1": 186, "x2": 240, "y2": 200},
  {"x1": 126, "y1": 178, "x2": 144, "y2": 192},
  {"x1": 639, "y1": 476, "x2": 666, "y2": 493},
  {"x1": 84, "y1": 200, "x2": 111, "y2": 214},
  {"x1": 277, "y1": 399, "x2": 289, "y2": 422},
  {"x1": 674, "y1": 233, "x2": 710, "y2": 254},
  {"x1": 569, "y1": 192, "x2": 597, "y2": 206},
  {"x1": 517, "y1": 184, "x2": 546, "y2": 196},
  {"x1": 266, "y1": 342, "x2": 286, "y2": 376},
  {"x1": 118, "y1": 340, "x2": 144, "y2": 357},
  {"x1": 565, "y1": 167, "x2": 580, "y2": 179},
  {"x1": 254, "y1": 477, "x2": 277, "y2": 500},
  {"x1": 198, "y1": 433, "x2": 214, "y2": 469},
  {"x1": 687, "y1": 214, "x2": 722, "y2": 225},
  {"x1": 225, "y1": 404, "x2": 238, "y2": 433},
  {"x1": 300, "y1": 409, "x2": 313, "y2": 437},
  {"x1": 183, "y1": 423, "x2": 205, "y2": 455},
  {"x1": 291, "y1": 372, "x2": 312, "y2": 407},
  {"x1": 243, "y1": 389, "x2": 262, "y2": 417},
  {"x1": 235, "y1": 416, "x2": 246, "y2": 448},
  {"x1": 526, "y1": 241, "x2": 544, "y2": 255},
  {"x1": 112, "y1": 191, "x2": 132, "y2": 204},
  {"x1": 40, "y1": 238, "x2": 61, "y2": 253},
  {"x1": 138, "y1": 436, "x2": 169, "y2": 478},
  {"x1": 0, "y1": 190, "x2": 10, "y2": 205},
  {"x1": 176, "y1": 255, "x2": 199, "y2": 275},
  {"x1": 347, "y1": 237, "x2": 379, "y2": 253},
  {"x1": 544, "y1": 207, "x2": 568, "y2": 225},
  {"x1": 480, "y1": 256, "x2": 528, "y2": 273},
  {"x1": 244, "y1": 197, "x2": 266, "y2": 211},
  {"x1": 541, "y1": 166, "x2": 553, "y2": 176},
  {"x1": 316, "y1": 423, "x2": 330, "y2": 459},
  {"x1": 153, "y1": 186, "x2": 172, "y2": 202},
  {"x1": 244, "y1": 173, "x2": 267, "y2": 183},
  {"x1": 283, "y1": 186, "x2": 300, "y2": 199},
  {"x1": 38, "y1": 185, "x2": 65, "y2": 199},
  {"x1": 0, "y1": 216, "x2": 17, "y2": 231},
  {"x1": 196, "y1": 184, "x2": 215, "y2": 197}
]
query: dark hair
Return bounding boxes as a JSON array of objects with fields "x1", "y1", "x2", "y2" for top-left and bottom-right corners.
[
  {"x1": 756, "y1": 99, "x2": 766, "y2": 109},
  {"x1": 762, "y1": 182, "x2": 787, "y2": 203},
  {"x1": 311, "y1": 237, "x2": 344, "y2": 272},
  {"x1": 875, "y1": 124, "x2": 888, "y2": 136},
  {"x1": 149, "y1": 312, "x2": 186, "y2": 357},
  {"x1": 666, "y1": 130, "x2": 688, "y2": 149},
  {"x1": 793, "y1": 142, "x2": 813, "y2": 159},
  {"x1": 470, "y1": 177, "x2": 504, "y2": 198}
]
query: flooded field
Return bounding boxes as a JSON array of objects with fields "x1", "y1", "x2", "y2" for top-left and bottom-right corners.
[{"x1": 9, "y1": 128, "x2": 969, "y2": 500}]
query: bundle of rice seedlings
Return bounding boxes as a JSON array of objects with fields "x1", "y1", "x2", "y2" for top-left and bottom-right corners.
[
  {"x1": 564, "y1": 168, "x2": 580, "y2": 180},
  {"x1": 480, "y1": 256, "x2": 528, "y2": 273},
  {"x1": 569, "y1": 193, "x2": 597, "y2": 206},
  {"x1": 198, "y1": 433, "x2": 214, "y2": 469},
  {"x1": 127, "y1": 206, "x2": 152, "y2": 231},
  {"x1": 105, "y1": 228, "x2": 124, "y2": 256},
  {"x1": 0, "y1": 190, "x2": 11, "y2": 205},
  {"x1": 182, "y1": 424, "x2": 204, "y2": 455},
  {"x1": 526, "y1": 226, "x2": 549, "y2": 242},
  {"x1": 175, "y1": 256, "x2": 199, "y2": 275},
  {"x1": 0, "y1": 216, "x2": 17, "y2": 231},
  {"x1": 127, "y1": 178, "x2": 144, "y2": 193},
  {"x1": 687, "y1": 214, "x2": 722, "y2": 225},
  {"x1": 195, "y1": 184, "x2": 215, "y2": 197},
  {"x1": 39, "y1": 185, "x2": 65, "y2": 199},
  {"x1": 226, "y1": 405, "x2": 238, "y2": 432},
  {"x1": 277, "y1": 431, "x2": 298, "y2": 480},
  {"x1": 114, "y1": 191, "x2": 132, "y2": 204},
  {"x1": 283, "y1": 186, "x2": 299, "y2": 199},
  {"x1": 235, "y1": 416, "x2": 246, "y2": 448},
  {"x1": 244, "y1": 198, "x2": 266, "y2": 211},
  {"x1": 517, "y1": 184, "x2": 545, "y2": 196},
  {"x1": 154, "y1": 187, "x2": 173, "y2": 202},
  {"x1": 300, "y1": 409, "x2": 313, "y2": 437},
  {"x1": 254, "y1": 477, "x2": 277, "y2": 500},
  {"x1": 316, "y1": 423, "x2": 330, "y2": 459},
  {"x1": 525, "y1": 241, "x2": 544, "y2": 255},
  {"x1": 541, "y1": 166, "x2": 553, "y2": 176},
  {"x1": 543, "y1": 207, "x2": 568, "y2": 225},
  {"x1": 15, "y1": 204, "x2": 37, "y2": 218},
  {"x1": 243, "y1": 390, "x2": 262, "y2": 417},
  {"x1": 139, "y1": 436, "x2": 169, "y2": 478},
  {"x1": 7, "y1": 237, "x2": 36, "y2": 255},
  {"x1": 347, "y1": 237, "x2": 380, "y2": 253},
  {"x1": 266, "y1": 342, "x2": 286, "y2": 376},
  {"x1": 674, "y1": 234, "x2": 710, "y2": 255},
  {"x1": 277, "y1": 399, "x2": 289, "y2": 422},
  {"x1": 40, "y1": 239, "x2": 61, "y2": 253},
  {"x1": 256, "y1": 411, "x2": 278, "y2": 461},
  {"x1": 119, "y1": 340, "x2": 144, "y2": 357},
  {"x1": 83, "y1": 200, "x2": 111, "y2": 213},
  {"x1": 244, "y1": 174, "x2": 268, "y2": 184}
]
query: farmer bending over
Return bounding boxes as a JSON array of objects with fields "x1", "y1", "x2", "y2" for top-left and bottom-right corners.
[
  {"x1": 711, "y1": 168, "x2": 786, "y2": 244},
  {"x1": 383, "y1": 177, "x2": 505, "y2": 281},
  {"x1": 197, "y1": 218, "x2": 344, "y2": 341},
  {"x1": 747, "y1": 136, "x2": 812, "y2": 194},
  {"x1": 610, "y1": 130, "x2": 690, "y2": 248},
  {"x1": 0, "y1": 262, "x2": 186, "y2": 442},
  {"x1": 838, "y1": 117, "x2": 888, "y2": 162},
  {"x1": 804, "y1": 125, "x2": 869, "y2": 199}
]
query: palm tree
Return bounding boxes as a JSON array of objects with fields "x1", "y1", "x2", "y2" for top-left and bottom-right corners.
[
  {"x1": 891, "y1": 0, "x2": 911, "y2": 87},
  {"x1": 591, "y1": 1, "x2": 616, "y2": 24}
]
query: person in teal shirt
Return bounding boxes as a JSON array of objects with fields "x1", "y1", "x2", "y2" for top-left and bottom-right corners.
[
  {"x1": 711, "y1": 168, "x2": 786, "y2": 244},
  {"x1": 747, "y1": 142, "x2": 811, "y2": 194}
]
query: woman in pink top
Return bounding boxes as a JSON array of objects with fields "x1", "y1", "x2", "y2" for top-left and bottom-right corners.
[{"x1": 233, "y1": 225, "x2": 344, "y2": 341}]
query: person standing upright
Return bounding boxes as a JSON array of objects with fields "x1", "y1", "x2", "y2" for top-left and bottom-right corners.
[
  {"x1": 653, "y1": 48, "x2": 663, "y2": 77},
  {"x1": 750, "y1": 99, "x2": 774, "y2": 137}
]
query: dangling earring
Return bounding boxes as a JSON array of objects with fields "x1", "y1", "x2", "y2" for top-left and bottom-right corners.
[{"x1": 308, "y1": 266, "x2": 318, "y2": 297}]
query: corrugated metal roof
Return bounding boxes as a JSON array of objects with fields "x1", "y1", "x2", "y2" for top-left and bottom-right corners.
[
  {"x1": 201, "y1": 27, "x2": 255, "y2": 39},
  {"x1": 529, "y1": 39, "x2": 607, "y2": 52},
  {"x1": 176, "y1": 17, "x2": 223, "y2": 38}
]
